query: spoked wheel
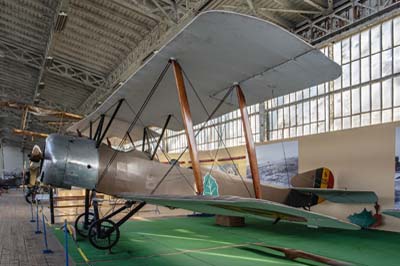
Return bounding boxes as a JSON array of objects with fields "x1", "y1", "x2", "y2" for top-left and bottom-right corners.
[
  {"x1": 88, "y1": 219, "x2": 120, "y2": 250},
  {"x1": 75, "y1": 212, "x2": 95, "y2": 237}
]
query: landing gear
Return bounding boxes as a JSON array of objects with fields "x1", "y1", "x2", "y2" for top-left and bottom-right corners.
[
  {"x1": 88, "y1": 219, "x2": 120, "y2": 250},
  {"x1": 75, "y1": 212, "x2": 95, "y2": 237},
  {"x1": 74, "y1": 189, "x2": 146, "y2": 250}
]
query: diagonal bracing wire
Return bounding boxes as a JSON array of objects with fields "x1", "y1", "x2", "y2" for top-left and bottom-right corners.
[
  {"x1": 96, "y1": 61, "x2": 172, "y2": 187},
  {"x1": 180, "y1": 63, "x2": 252, "y2": 197}
]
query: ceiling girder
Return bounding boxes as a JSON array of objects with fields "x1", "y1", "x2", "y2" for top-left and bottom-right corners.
[
  {"x1": 0, "y1": 38, "x2": 106, "y2": 91},
  {"x1": 0, "y1": 39, "x2": 43, "y2": 68},
  {"x1": 295, "y1": 0, "x2": 400, "y2": 44},
  {"x1": 0, "y1": 86, "x2": 78, "y2": 114}
]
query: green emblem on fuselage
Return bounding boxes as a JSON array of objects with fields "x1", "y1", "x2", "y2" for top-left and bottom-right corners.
[{"x1": 203, "y1": 174, "x2": 219, "y2": 196}]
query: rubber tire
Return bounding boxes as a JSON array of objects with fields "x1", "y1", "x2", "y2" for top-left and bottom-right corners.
[
  {"x1": 74, "y1": 212, "x2": 95, "y2": 238},
  {"x1": 88, "y1": 219, "x2": 120, "y2": 250}
]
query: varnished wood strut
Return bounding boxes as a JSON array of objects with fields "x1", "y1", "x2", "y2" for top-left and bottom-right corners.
[
  {"x1": 171, "y1": 59, "x2": 204, "y2": 194},
  {"x1": 236, "y1": 84, "x2": 262, "y2": 199}
]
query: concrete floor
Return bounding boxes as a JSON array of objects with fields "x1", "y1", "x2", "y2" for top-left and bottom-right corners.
[{"x1": 0, "y1": 189, "x2": 73, "y2": 266}]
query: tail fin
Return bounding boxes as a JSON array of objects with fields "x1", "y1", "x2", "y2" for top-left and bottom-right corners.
[{"x1": 285, "y1": 167, "x2": 334, "y2": 208}]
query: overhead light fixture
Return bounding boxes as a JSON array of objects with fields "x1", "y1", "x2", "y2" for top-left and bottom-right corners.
[
  {"x1": 112, "y1": 81, "x2": 123, "y2": 90},
  {"x1": 45, "y1": 56, "x2": 53, "y2": 67},
  {"x1": 55, "y1": 12, "x2": 68, "y2": 32},
  {"x1": 38, "y1": 82, "x2": 45, "y2": 90}
]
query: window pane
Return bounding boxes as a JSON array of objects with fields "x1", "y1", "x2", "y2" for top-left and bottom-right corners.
[
  {"x1": 395, "y1": 107, "x2": 400, "y2": 121},
  {"x1": 290, "y1": 105, "x2": 296, "y2": 126},
  {"x1": 382, "y1": 79, "x2": 392, "y2": 109},
  {"x1": 342, "y1": 64, "x2": 350, "y2": 88},
  {"x1": 352, "y1": 115, "x2": 360, "y2": 127},
  {"x1": 383, "y1": 109, "x2": 392, "y2": 123},
  {"x1": 284, "y1": 107, "x2": 289, "y2": 127},
  {"x1": 318, "y1": 98, "x2": 325, "y2": 121},
  {"x1": 394, "y1": 46, "x2": 400, "y2": 74},
  {"x1": 310, "y1": 100, "x2": 317, "y2": 122},
  {"x1": 278, "y1": 108, "x2": 283, "y2": 128},
  {"x1": 296, "y1": 91, "x2": 303, "y2": 101},
  {"x1": 303, "y1": 101, "x2": 310, "y2": 124},
  {"x1": 351, "y1": 34, "x2": 360, "y2": 60},
  {"x1": 361, "y1": 85, "x2": 370, "y2": 112},
  {"x1": 351, "y1": 60, "x2": 360, "y2": 85},
  {"x1": 371, "y1": 25, "x2": 381, "y2": 54},
  {"x1": 361, "y1": 57, "x2": 370, "y2": 83},
  {"x1": 361, "y1": 29, "x2": 370, "y2": 57},
  {"x1": 318, "y1": 84, "x2": 325, "y2": 95},
  {"x1": 395, "y1": 77, "x2": 400, "y2": 106},
  {"x1": 395, "y1": 17, "x2": 400, "y2": 46},
  {"x1": 382, "y1": 20, "x2": 392, "y2": 50},
  {"x1": 296, "y1": 103, "x2": 303, "y2": 124},
  {"x1": 371, "y1": 82, "x2": 381, "y2": 111},
  {"x1": 318, "y1": 122, "x2": 325, "y2": 133},
  {"x1": 334, "y1": 76, "x2": 342, "y2": 90},
  {"x1": 297, "y1": 126, "x2": 303, "y2": 136},
  {"x1": 352, "y1": 88, "x2": 360, "y2": 114},
  {"x1": 342, "y1": 38, "x2": 350, "y2": 64},
  {"x1": 303, "y1": 88, "x2": 310, "y2": 99},
  {"x1": 290, "y1": 93, "x2": 296, "y2": 103},
  {"x1": 382, "y1": 49, "x2": 392, "y2": 77},
  {"x1": 334, "y1": 41, "x2": 341, "y2": 64},
  {"x1": 304, "y1": 125, "x2": 310, "y2": 135},
  {"x1": 372, "y1": 111, "x2": 381, "y2": 124},
  {"x1": 311, "y1": 123, "x2": 317, "y2": 134},
  {"x1": 343, "y1": 117, "x2": 351, "y2": 129},
  {"x1": 361, "y1": 113, "x2": 370, "y2": 126},
  {"x1": 343, "y1": 90, "x2": 351, "y2": 116},
  {"x1": 310, "y1": 86, "x2": 317, "y2": 97},
  {"x1": 371, "y1": 53, "x2": 381, "y2": 80},
  {"x1": 334, "y1": 118, "x2": 341, "y2": 130},
  {"x1": 334, "y1": 93, "x2": 342, "y2": 117}
]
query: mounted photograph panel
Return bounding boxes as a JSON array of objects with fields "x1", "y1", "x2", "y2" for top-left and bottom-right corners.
[{"x1": 246, "y1": 141, "x2": 298, "y2": 187}]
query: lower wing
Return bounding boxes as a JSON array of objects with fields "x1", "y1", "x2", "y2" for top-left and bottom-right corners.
[
  {"x1": 116, "y1": 194, "x2": 360, "y2": 230},
  {"x1": 293, "y1": 188, "x2": 378, "y2": 204}
]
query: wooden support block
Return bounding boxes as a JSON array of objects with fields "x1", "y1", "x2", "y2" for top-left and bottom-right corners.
[{"x1": 215, "y1": 215, "x2": 245, "y2": 227}]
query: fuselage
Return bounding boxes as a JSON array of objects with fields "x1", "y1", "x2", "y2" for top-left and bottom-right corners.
[{"x1": 41, "y1": 134, "x2": 312, "y2": 207}]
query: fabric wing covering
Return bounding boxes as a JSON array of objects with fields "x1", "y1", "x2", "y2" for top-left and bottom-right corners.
[
  {"x1": 116, "y1": 194, "x2": 360, "y2": 230},
  {"x1": 69, "y1": 10, "x2": 341, "y2": 140}
]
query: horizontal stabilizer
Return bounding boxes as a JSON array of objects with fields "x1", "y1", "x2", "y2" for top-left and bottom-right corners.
[
  {"x1": 382, "y1": 209, "x2": 400, "y2": 218},
  {"x1": 293, "y1": 188, "x2": 378, "y2": 204},
  {"x1": 117, "y1": 194, "x2": 360, "y2": 230}
]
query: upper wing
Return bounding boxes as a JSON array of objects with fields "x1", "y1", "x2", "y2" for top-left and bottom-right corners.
[
  {"x1": 69, "y1": 11, "x2": 341, "y2": 140},
  {"x1": 293, "y1": 188, "x2": 378, "y2": 203},
  {"x1": 117, "y1": 194, "x2": 359, "y2": 230}
]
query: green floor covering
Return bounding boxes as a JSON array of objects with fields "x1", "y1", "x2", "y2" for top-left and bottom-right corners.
[{"x1": 52, "y1": 216, "x2": 400, "y2": 266}]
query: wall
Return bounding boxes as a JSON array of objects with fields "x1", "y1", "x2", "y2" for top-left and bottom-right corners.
[
  {"x1": 163, "y1": 122, "x2": 400, "y2": 232},
  {"x1": 299, "y1": 122, "x2": 400, "y2": 232},
  {"x1": 1, "y1": 143, "x2": 26, "y2": 178}
]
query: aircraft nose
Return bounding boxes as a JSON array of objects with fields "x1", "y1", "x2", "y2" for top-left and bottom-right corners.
[{"x1": 41, "y1": 134, "x2": 99, "y2": 189}]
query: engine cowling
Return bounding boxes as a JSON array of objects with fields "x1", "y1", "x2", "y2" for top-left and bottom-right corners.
[{"x1": 41, "y1": 134, "x2": 99, "y2": 189}]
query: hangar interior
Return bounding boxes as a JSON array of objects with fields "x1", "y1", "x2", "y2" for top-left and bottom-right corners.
[{"x1": 1, "y1": 0, "x2": 400, "y2": 265}]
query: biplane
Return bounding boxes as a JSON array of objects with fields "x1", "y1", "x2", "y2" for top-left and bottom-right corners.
[{"x1": 37, "y1": 11, "x2": 378, "y2": 250}]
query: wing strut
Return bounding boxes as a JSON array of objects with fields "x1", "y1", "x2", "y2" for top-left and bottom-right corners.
[
  {"x1": 236, "y1": 84, "x2": 262, "y2": 199},
  {"x1": 151, "y1": 114, "x2": 172, "y2": 160},
  {"x1": 171, "y1": 59, "x2": 203, "y2": 195}
]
